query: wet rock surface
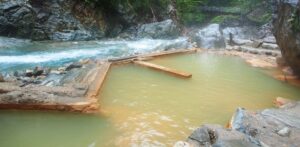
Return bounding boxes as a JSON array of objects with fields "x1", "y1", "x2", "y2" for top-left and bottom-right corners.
[
  {"x1": 0, "y1": 59, "x2": 102, "y2": 112},
  {"x1": 137, "y1": 19, "x2": 180, "y2": 39},
  {"x1": 273, "y1": 0, "x2": 300, "y2": 76},
  {"x1": 0, "y1": 0, "x2": 106, "y2": 41},
  {"x1": 181, "y1": 101, "x2": 300, "y2": 147},
  {"x1": 0, "y1": 0, "x2": 175, "y2": 41}
]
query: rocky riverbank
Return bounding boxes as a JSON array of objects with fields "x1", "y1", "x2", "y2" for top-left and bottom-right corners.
[
  {"x1": 0, "y1": 58, "x2": 105, "y2": 113},
  {"x1": 175, "y1": 98, "x2": 300, "y2": 147}
]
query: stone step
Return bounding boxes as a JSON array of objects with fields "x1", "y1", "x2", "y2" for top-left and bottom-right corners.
[
  {"x1": 261, "y1": 43, "x2": 280, "y2": 50},
  {"x1": 227, "y1": 46, "x2": 281, "y2": 56}
]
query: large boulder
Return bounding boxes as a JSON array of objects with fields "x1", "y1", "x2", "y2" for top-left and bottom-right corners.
[
  {"x1": 137, "y1": 19, "x2": 180, "y2": 39},
  {"x1": 273, "y1": 1, "x2": 300, "y2": 76}
]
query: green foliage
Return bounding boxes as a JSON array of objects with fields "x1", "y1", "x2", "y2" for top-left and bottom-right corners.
[
  {"x1": 181, "y1": 12, "x2": 206, "y2": 24},
  {"x1": 176, "y1": 0, "x2": 207, "y2": 25},
  {"x1": 291, "y1": 9, "x2": 300, "y2": 32},
  {"x1": 82, "y1": 0, "x2": 269, "y2": 25}
]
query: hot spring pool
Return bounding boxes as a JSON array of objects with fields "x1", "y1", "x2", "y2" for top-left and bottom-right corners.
[{"x1": 1, "y1": 53, "x2": 300, "y2": 147}]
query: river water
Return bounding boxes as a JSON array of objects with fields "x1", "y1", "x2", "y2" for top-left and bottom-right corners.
[
  {"x1": 1, "y1": 50, "x2": 300, "y2": 146},
  {"x1": 0, "y1": 37, "x2": 191, "y2": 72}
]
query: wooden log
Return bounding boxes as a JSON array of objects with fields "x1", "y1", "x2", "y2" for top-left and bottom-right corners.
[
  {"x1": 142, "y1": 48, "x2": 198, "y2": 58},
  {"x1": 134, "y1": 61, "x2": 192, "y2": 78},
  {"x1": 108, "y1": 55, "x2": 138, "y2": 62},
  {"x1": 110, "y1": 48, "x2": 199, "y2": 65},
  {"x1": 86, "y1": 62, "x2": 111, "y2": 98}
]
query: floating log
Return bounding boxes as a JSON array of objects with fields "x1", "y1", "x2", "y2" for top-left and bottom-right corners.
[
  {"x1": 86, "y1": 62, "x2": 111, "y2": 98},
  {"x1": 134, "y1": 61, "x2": 192, "y2": 78}
]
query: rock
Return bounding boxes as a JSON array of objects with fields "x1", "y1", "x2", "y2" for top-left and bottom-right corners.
[
  {"x1": 65, "y1": 63, "x2": 82, "y2": 71},
  {"x1": 261, "y1": 43, "x2": 280, "y2": 50},
  {"x1": 13, "y1": 71, "x2": 19, "y2": 77},
  {"x1": 240, "y1": 46, "x2": 281, "y2": 56},
  {"x1": 43, "y1": 68, "x2": 51, "y2": 75},
  {"x1": 50, "y1": 70, "x2": 64, "y2": 75},
  {"x1": 277, "y1": 127, "x2": 291, "y2": 137},
  {"x1": 188, "y1": 127, "x2": 212, "y2": 146},
  {"x1": 25, "y1": 69, "x2": 34, "y2": 77},
  {"x1": 232, "y1": 39, "x2": 253, "y2": 46},
  {"x1": 186, "y1": 125, "x2": 258, "y2": 147},
  {"x1": 173, "y1": 141, "x2": 191, "y2": 147},
  {"x1": 0, "y1": 74, "x2": 4, "y2": 82},
  {"x1": 0, "y1": 0, "x2": 35, "y2": 38},
  {"x1": 263, "y1": 36, "x2": 277, "y2": 44},
  {"x1": 273, "y1": 0, "x2": 300, "y2": 76},
  {"x1": 251, "y1": 40, "x2": 263, "y2": 48},
  {"x1": 229, "y1": 103, "x2": 300, "y2": 146},
  {"x1": 33, "y1": 67, "x2": 43, "y2": 77},
  {"x1": 58, "y1": 67, "x2": 66, "y2": 72},
  {"x1": 79, "y1": 59, "x2": 91, "y2": 65},
  {"x1": 222, "y1": 26, "x2": 258, "y2": 40},
  {"x1": 0, "y1": 0, "x2": 105, "y2": 41},
  {"x1": 137, "y1": 19, "x2": 180, "y2": 39},
  {"x1": 193, "y1": 24, "x2": 226, "y2": 49}
]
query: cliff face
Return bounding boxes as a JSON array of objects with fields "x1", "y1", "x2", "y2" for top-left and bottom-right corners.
[
  {"x1": 273, "y1": 0, "x2": 300, "y2": 76},
  {"x1": 0, "y1": 0, "x2": 172, "y2": 41}
]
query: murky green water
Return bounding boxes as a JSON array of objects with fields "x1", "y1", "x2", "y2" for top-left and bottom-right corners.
[{"x1": 1, "y1": 53, "x2": 300, "y2": 147}]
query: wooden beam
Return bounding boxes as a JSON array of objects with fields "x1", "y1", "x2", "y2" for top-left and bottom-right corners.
[
  {"x1": 86, "y1": 62, "x2": 111, "y2": 98},
  {"x1": 134, "y1": 61, "x2": 192, "y2": 78},
  {"x1": 110, "y1": 48, "x2": 199, "y2": 65}
]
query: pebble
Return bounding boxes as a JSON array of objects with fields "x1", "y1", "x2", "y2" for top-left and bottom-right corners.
[{"x1": 173, "y1": 141, "x2": 191, "y2": 147}]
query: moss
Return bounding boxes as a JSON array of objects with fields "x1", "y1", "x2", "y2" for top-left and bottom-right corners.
[
  {"x1": 210, "y1": 15, "x2": 239, "y2": 24},
  {"x1": 247, "y1": 12, "x2": 272, "y2": 25}
]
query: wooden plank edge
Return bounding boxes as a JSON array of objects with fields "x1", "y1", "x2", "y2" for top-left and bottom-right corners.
[
  {"x1": 110, "y1": 48, "x2": 200, "y2": 65},
  {"x1": 86, "y1": 62, "x2": 111, "y2": 99},
  {"x1": 134, "y1": 61, "x2": 192, "y2": 78}
]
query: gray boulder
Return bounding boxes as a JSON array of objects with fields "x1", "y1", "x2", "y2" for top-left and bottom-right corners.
[
  {"x1": 137, "y1": 19, "x2": 180, "y2": 39},
  {"x1": 186, "y1": 124, "x2": 258, "y2": 147}
]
